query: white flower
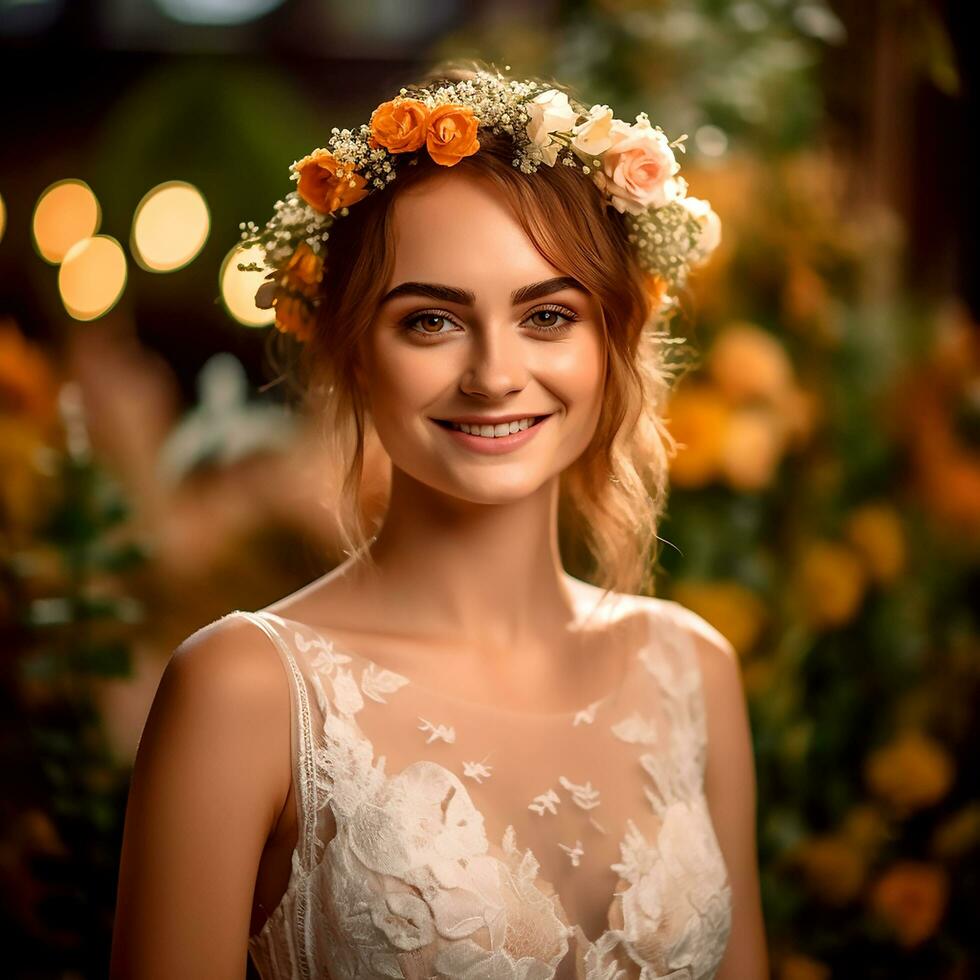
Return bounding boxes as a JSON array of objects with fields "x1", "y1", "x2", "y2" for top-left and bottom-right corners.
[
  {"x1": 331, "y1": 666, "x2": 364, "y2": 716},
  {"x1": 525, "y1": 88, "x2": 579, "y2": 166},
  {"x1": 418, "y1": 717, "x2": 456, "y2": 744},
  {"x1": 360, "y1": 662, "x2": 409, "y2": 703},
  {"x1": 570, "y1": 103, "x2": 618, "y2": 157},
  {"x1": 528, "y1": 788, "x2": 561, "y2": 815},
  {"x1": 558, "y1": 775, "x2": 601, "y2": 810},
  {"x1": 367, "y1": 892, "x2": 435, "y2": 951},
  {"x1": 462, "y1": 760, "x2": 494, "y2": 783},
  {"x1": 572, "y1": 698, "x2": 604, "y2": 726},
  {"x1": 679, "y1": 195, "x2": 722, "y2": 264},
  {"x1": 347, "y1": 761, "x2": 488, "y2": 878},
  {"x1": 558, "y1": 840, "x2": 585, "y2": 867},
  {"x1": 610, "y1": 711, "x2": 659, "y2": 746}
]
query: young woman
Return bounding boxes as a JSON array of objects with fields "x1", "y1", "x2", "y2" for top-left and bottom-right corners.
[{"x1": 110, "y1": 62, "x2": 767, "y2": 980}]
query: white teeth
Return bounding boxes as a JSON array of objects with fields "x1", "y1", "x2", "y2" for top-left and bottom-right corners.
[{"x1": 449, "y1": 416, "x2": 538, "y2": 437}]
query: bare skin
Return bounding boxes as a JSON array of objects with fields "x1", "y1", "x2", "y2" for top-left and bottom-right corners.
[{"x1": 110, "y1": 171, "x2": 768, "y2": 978}]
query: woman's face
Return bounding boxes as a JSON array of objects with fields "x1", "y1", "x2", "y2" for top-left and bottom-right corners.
[{"x1": 356, "y1": 172, "x2": 606, "y2": 505}]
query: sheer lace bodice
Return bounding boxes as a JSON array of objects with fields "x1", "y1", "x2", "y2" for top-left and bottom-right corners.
[{"x1": 228, "y1": 592, "x2": 732, "y2": 979}]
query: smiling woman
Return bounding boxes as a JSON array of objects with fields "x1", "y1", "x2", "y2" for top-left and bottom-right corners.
[
  {"x1": 111, "y1": 58, "x2": 766, "y2": 980},
  {"x1": 293, "y1": 78, "x2": 677, "y2": 598}
]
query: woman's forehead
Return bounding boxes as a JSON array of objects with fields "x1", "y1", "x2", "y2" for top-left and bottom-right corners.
[{"x1": 388, "y1": 179, "x2": 563, "y2": 286}]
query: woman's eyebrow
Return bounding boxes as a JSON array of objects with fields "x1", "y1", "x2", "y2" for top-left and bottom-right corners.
[{"x1": 379, "y1": 276, "x2": 588, "y2": 308}]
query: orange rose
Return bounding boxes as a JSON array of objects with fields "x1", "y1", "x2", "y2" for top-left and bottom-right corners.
[
  {"x1": 294, "y1": 149, "x2": 370, "y2": 214},
  {"x1": 425, "y1": 104, "x2": 480, "y2": 167},
  {"x1": 868, "y1": 861, "x2": 949, "y2": 948},
  {"x1": 254, "y1": 242, "x2": 323, "y2": 343},
  {"x1": 369, "y1": 98, "x2": 429, "y2": 153}
]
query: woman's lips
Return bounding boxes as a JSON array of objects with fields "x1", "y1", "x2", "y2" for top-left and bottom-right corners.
[{"x1": 430, "y1": 414, "x2": 552, "y2": 455}]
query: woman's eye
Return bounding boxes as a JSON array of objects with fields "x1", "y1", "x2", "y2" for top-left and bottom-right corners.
[
  {"x1": 403, "y1": 313, "x2": 457, "y2": 336},
  {"x1": 526, "y1": 307, "x2": 577, "y2": 333}
]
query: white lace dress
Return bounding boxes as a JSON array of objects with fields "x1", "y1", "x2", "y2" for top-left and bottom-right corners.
[{"x1": 229, "y1": 592, "x2": 732, "y2": 980}]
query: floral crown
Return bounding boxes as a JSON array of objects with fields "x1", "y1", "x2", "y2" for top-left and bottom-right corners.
[{"x1": 237, "y1": 66, "x2": 721, "y2": 344}]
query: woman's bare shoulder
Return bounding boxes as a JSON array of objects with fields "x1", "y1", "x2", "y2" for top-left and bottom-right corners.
[{"x1": 170, "y1": 611, "x2": 285, "y2": 688}]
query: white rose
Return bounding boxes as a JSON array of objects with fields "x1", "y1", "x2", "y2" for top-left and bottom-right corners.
[
  {"x1": 525, "y1": 88, "x2": 579, "y2": 166},
  {"x1": 570, "y1": 103, "x2": 618, "y2": 157},
  {"x1": 680, "y1": 195, "x2": 722, "y2": 263}
]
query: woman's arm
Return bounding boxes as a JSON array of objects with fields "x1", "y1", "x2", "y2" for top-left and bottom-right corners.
[
  {"x1": 109, "y1": 616, "x2": 291, "y2": 980},
  {"x1": 693, "y1": 625, "x2": 770, "y2": 980}
]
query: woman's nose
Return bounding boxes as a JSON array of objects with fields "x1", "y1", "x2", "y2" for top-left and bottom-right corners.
[{"x1": 458, "y1": 327, "x2": 530, "y2": 399}]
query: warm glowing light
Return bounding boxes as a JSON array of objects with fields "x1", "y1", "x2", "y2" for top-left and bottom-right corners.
[
  {"x1": 0, "y1": 192, "x2": 5, "y2": 244},
  {"x1": 58, "y1": 235, "x2": 127, "y2": 320},
  {"x1": 154, "y1": 0, "x2": 285, "y2": 25},
  {"x1": 220, "y1": 243, "x2": 275, "y2": 327},
  {"x1": 131, "y1": 181, "x2": 210, "y2": 272},
  {"x1": 33, "y1": 179, "x2": 101, "y2": 264}
]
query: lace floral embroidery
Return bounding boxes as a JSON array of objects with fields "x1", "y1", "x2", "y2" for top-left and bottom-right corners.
[{"x1": 240, "y1": 600, "x2": 732, "y2": 980}]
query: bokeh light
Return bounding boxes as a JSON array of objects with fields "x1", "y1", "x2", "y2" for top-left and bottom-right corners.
[
  {"x1": 32, "y1": 179, "x2": 101, "y2": 264},
  {"x1": 153, "y1": 0, "x2": 286, "y2": 26},
  {"x1": 131, "y1": 180, "x2": 210, "y2": 272},
  {"x1": 58, "y1": 235, "x2": 128, "y2": 320},
  {"x1": 0, "y1": 191, "x2": 6, "y2": 244},
  {"x1": 220, "y1": 243, "x2": 275, "y2": 328}
]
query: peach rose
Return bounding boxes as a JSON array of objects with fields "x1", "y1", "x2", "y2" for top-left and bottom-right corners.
[
  {"x1": 591, "y1": 117, "x2": 682, "y2": 215},
  {"x1": 425, "y1": 104, "x2": 480, "y2": 167},
  {"x1": 369, "y1": 97, "x2": 429, "y2": 154},
  {"x1": 293, "y1": 149, "x2": 370, "y2": 214}
]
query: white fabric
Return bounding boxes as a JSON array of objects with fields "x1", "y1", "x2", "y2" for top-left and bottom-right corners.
[{"x1": 230, "y1": 592, "x2": 732, "y2": 979}]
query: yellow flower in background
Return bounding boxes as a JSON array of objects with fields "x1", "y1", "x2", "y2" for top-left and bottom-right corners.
[
  {"x1": 841, "y1": 804, "x2": 893, "y2": 854},
  {"x1": 868, "y1": 861, "x2": 949, "y2": 948},
  {"x1": 707, "y1": 320, "x2": 794, "y2": 405},
  {"x1": 0, "y1": 417, "x2": 55, "y2": 542},
  {"x1": 719, "y1": 405, "x2": 785, "y2": 490},
  {"x1": 782, "y1": 255, "x2": 831, "y2": 333},
  {"x1": 742, "y1": 658, "x2": 775, "y2": 698},
  {"x1": 778, "y1": 953, "x2": 831, "y2": 980},
  {"x1": 931, "y1": 802, "x2": 980, "y2": 859},
  {"x1": 844, "y1": 503, "x2": 907, "y2": 584},
  {"x1": 665, "y1": 383, "x2": 730, "y2": 487},
  {"x1": 781, "y1": 383, "x2": 822, "y2": 451},
  {"x1": 791, "y1": 833, "x2": 867, "y2": 905},
  {"x1": 864, "y1": 730, "x2": 954, "y2": 815},
  {"x1": 796, "y1": 539, "x2": 867, "y2": 628},
  {"x1": 0, "y1": 316, "x2": 60, "y2": 428},
  {"x1": 673, "y1": 579, "x2": 768, "y2": 656}
]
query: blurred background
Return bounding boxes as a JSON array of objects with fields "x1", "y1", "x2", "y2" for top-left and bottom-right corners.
[{"x1": 0, "y1": 0, "x2": 977, "y2": 977}]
